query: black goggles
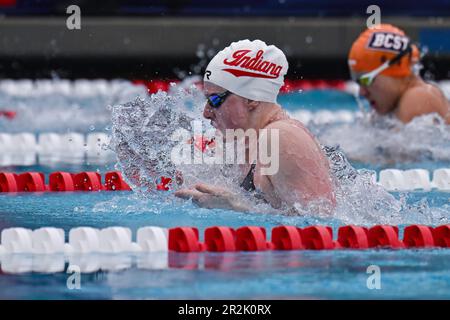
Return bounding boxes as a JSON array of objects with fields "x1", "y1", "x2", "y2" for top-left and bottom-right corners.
[{"x1": 206, "y1": 90, "x2": 232, "y2": 109}]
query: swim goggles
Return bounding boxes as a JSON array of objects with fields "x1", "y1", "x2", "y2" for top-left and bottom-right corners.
[
  {"x1": 352, "y1": 43, "x2": 413, "y2": 87},
  {"x1": 206, "y1": 90, "x2": 232, "y2": 108}
]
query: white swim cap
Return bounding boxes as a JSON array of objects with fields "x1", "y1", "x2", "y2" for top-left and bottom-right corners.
[{"x1": 204, "y1": 39, "x2": 288, "y2": 103}]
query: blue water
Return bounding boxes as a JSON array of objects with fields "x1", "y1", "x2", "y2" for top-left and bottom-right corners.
[
  {"x1": 0, "y1": 89, "x2": 449, "y2": 299},
  {"x1": 278, "y1": 90, "x2": 358, "y2": 111},
  {"x1": 1, "y1": 250, "x2": 450, "y2": 299},
  {"x1": 0, "y1": 190, "x2": 449, "y2": 299}
]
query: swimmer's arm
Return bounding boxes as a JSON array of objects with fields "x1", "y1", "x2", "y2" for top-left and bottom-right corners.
[
  {"x1": 257, "y1": 123, "x2": 312, "y2": 207},
  {"x1": 396, "y1": 87, "x2": 450, "y2": 124},
  {"x1": 174, "y1": 183, "x2": 253, "y2": 212}
]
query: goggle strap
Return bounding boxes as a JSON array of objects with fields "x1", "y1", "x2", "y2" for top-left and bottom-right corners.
[
  {"x1": 353, "y1": 43, "x2": 413, "y2": 85},
  {"x1": 388, "y1": 44, "x2": 412, "y2": 66},
  {"x1": 363, "y1": 61, "x2": 390, "y2": 79}
]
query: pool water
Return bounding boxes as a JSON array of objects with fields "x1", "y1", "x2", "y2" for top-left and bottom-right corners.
[
  {"x1": 0, "y1": 86, "x2": 449, "y2": 299},
  {"x1": 0, "y1": 190, "x2": 449, "y2": 299},
  {"x1": 1, "y1": 249, "x2": 450, "y2": 299}
]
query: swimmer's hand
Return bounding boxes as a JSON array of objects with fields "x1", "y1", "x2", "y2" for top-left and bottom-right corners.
[{"x1": 175, "y1": 183, "x2": 250, "y2": 212}]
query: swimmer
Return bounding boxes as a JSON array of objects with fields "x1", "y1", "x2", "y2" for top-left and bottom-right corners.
[
  {"x1": 349, "y1": 24, "x2": 450, "y2": 124},
  {"x1": 175, "y1": 39, "x2": 336, "y2": 212}
]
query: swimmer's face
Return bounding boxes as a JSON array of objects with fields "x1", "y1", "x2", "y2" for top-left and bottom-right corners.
[
  {"x1": 203, "y1": 82, "x2": 252, "y2": 134},
  {"x1": 359, "y1": 75, "x2": 400, "y2": 114}
]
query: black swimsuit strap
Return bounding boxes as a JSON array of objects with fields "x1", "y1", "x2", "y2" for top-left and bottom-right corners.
[{"x1": 240, "y1": 162, "x2": 257, "y2": 192}]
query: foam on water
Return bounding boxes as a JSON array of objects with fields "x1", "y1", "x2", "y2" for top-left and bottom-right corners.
[
  {"x1": 109, "y1": 82, "x2": 450, "y2": 226},
  {"x1": 291, "y1": 145, "x2": 450, "y2": 225},
  {"x1": 312, "y1": 105, "x2": 450, "y2": 165}
]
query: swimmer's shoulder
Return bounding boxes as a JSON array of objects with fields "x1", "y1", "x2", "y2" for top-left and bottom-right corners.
[
  {"x1": 397, "y1": 80, "x2": 450, "y2": 123},
  {"x1": 263, "y1": 118, "x2": 321, "y2": 154},
  {"x1": 264, "y1": 118, "x2": 312, "y2": 140}
]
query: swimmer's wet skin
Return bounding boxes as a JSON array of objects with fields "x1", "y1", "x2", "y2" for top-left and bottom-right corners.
[
  {"x1": 175, "y1": 39, "x2": 336, "y2": 212},
  {"x1": 348, "y1": 24, "x2": 450, "y2": 124}
]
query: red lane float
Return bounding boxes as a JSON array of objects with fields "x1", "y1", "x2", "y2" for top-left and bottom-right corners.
[
  {"x1": 0, "y1": 172, "x2": 19, "y2": 192},
  {"x1": 368, "y1": 225, "x2": 404, "y2": 249},
  {"x1": 433, "y1": 225, "x2": 450, "y2": 247},
  {"x1": 147, "y1": 80, "x2": 171, "y2": 94},
  {"x1": 132, "y1": 79, "x2": 179, "y2": 94},
  {"x1": 279, "y1": 79, "x2": 296, "y2": 93},
  {"x1": 168, "y1": 227, "x2": 205, "y2": 252},
  {"x1": 73, "y1": 172, "x2": 103, "y2": 191},
  {"x1": 301, "y1": 226, "x2": 334, "y2": 250},
  {"x1": 309, "y1": 79, "x2": 329, "y2": 90},
  {"x1": 403, "y1": 225, "x2": 435, "y2": 248},
  {"x1": 17, "y1": 172, "x2": 46, "y2": 192},
  {"x1": 295, "y1": 80, "x2": 314, "y2": 91},
  {"x1": 0, "y1": 171, "x2": 136, "y2": 192},
  {"x1": 236, "y1": 226, "x2": 271, "y2": 251},
  {"x1": 271, "y1": 226, "x2": 304, "y2": 250},
  {"x1": 49, "y1": 172, "x2": 75, "y2": 191},
  {"x1": 104, "y1": 171, "x2": 131, "y2": 191},
  {"x1": 204, "y1": 226, "x2": 236, "y2": 252},
  {"x1": 337, "y1": 225, "x2": 369, "y2": 249}
]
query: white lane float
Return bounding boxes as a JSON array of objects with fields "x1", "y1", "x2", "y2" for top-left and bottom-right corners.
[
  {"x1": 0, "y1": 132, "x2": 114, "y2": 165},
  {"x1": 137, "y1": 227, "x2": 168, "y2": 252},
  {"x1": 378, "y1": 168, "x2": 450, "y2": 191},
  {"x1": 32, "y1": 227, "x2": 65, "y2": 254},
  {"x1": 378, "y1": 169, "x2": 408, "y2": 191},
  {"x1": 67, "y1": 227, "x2": 101, "y2": 254}
]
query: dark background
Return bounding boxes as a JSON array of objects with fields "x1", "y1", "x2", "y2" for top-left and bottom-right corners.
[{"x1": 0, "y1": 0, "x2": 449, "y2": 80}]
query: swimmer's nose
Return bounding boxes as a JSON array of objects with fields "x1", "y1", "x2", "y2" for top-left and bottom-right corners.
[{"x1": 203, "y1": 102, "x2": 214, "y2": 120}]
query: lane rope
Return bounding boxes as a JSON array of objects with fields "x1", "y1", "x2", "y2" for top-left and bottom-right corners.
[
  {"x1": 1, "y1": 168, "x2": 449, "y2": 192},
  {"x1": 1, "y1": 224, "x2": 448, "y2": 254}
]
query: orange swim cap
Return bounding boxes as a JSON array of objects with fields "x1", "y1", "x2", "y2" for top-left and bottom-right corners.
[{"x1": 348, "y1": 24, "x2": 419, "y2": 77}]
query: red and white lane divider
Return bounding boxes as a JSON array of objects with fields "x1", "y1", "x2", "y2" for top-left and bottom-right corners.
[
  {"x1": 133, "y1": 79, "x2": 353, "y2": 94},
  {"x1": 0, "y1": 225, "x2": 448, "y2": 256},
  {"x1": 0, "y1": 225, "x2": 448, "y2": 273},
  {"x1": 1, "y1": 168, "x2": 449, "y2": 193},
  {"x1": 0, "y1": 171, "x2": 134, "y2": 192},
  {"x1": 131, "y1": 78, "x2": 450, "y2": 98}
]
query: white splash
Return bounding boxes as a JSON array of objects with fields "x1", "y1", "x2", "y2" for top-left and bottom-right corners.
[{"x1": 313, "y1": 110, "x2": 450, "y2": 164}]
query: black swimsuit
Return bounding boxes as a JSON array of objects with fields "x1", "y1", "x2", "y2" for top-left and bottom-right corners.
[{"x1": 240, "y1": 163, "x2": 256, "y2": 192}]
